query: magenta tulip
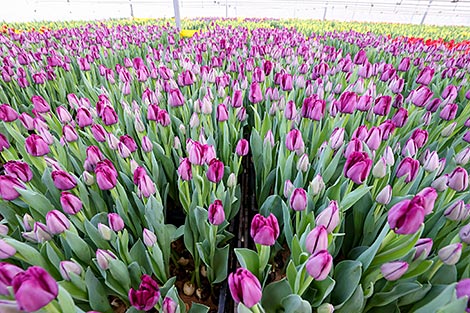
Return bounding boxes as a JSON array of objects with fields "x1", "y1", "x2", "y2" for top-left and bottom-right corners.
[
  {"x1": 25, "y1": 134, "x2": 50, "y2": 157},
  {"x1": 208, "y1": 199, "x2": 225, "y2": 225},
  {"x1": 207, "y1": 158, "x2": 224, "y2": 183},
  {"x1": 31, "y1": 95, "x2": 50, "y2": 113},
  {"x1": 60, "y1": 191, "x2": 82, "y2": 215},
  {"x1": 290, "y1": 188, "x2": 307, "y2": 211},
  {"x1": 46, "y1": 210, "x2": 70, "y2": 234},
  {"x1": 305, "y1": 226, "x2": 328, "y2": 255},
  {"x1": 285, "y1": 129, "x2": 304, "y2": 152},
  {"x1": 447, "y1": 167, "x2": 468, "y2": 191},
  {"x1": 344, "y1": 152, "x2": 373, "y2": 184},
  {"x1": 4, "y1": 161, "x2": 33, "y2": 182},
  {"x1": 177, "y1": 158, "x2": 192, "y2": 181},
  {"x1": 388, "y1": 196, "x2": 425, "y2": 234},
  {"x1": 128, "y1": 274, "x2": 160, "y2": 311},
  {"x1": 250, "y1": 213, "x2": 280, "y2": 246},
  {"x1": 0, "y1": 263, "x2": 24, "y2": 295},
  {"x1": 51, "y1": 170, "x2": 77, "y2": 190},
  {"x1": 306, "y1": 250, "x2": 333, "y2": 281},
  {"x1": 0, "y1": 175, "x2": 25, "y2": 201},
  {"x1": 228, "y1": 268, "x2": 262, "y2": 308},
  {"x1": 396, "y1": 157, "x2": 420, "y2": 183},
  {"x1": 248, "y1": 82, "x2": 263, "y2": 104},
  {"x1": 95, "y1": 159, "x2": 118, "y2": 190}
]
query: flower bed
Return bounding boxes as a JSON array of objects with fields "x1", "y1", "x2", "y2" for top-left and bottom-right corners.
[{"x1": 0, "y1": 18, "x2": 469, "y2": 313}]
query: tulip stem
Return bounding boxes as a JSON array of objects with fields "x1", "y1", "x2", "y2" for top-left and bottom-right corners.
[
  {"x1": 423, "y1": 259, "x2": 442, "y2": 282},
  {"x1": 44, "y1": 301, "x2": 61, "y2": 313},
  {"x1": 251, "y1": 303, "x2": 263, "y2": 313},
  {"x1": 295, "y1": 211, "x2": 301, "y2": 234}
]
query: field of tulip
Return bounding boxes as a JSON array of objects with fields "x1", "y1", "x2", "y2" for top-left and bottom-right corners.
[{"x1": 0, "y1": 17, "x2": 470, "y2": 313}]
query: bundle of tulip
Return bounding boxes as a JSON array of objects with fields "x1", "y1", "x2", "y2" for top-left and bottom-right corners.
[{"x1": 0, "y1": 17, "x2": 470, "y2": 313}]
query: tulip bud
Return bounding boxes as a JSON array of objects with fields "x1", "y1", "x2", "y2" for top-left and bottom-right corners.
[
  {"x1": 129, "y1": 274, "x2": 161, "y2": 311},
  {"x1": 45, "y1": 210, "x2": 70, "y2": 235},
  {"x1": 208, "y1": 200, "x2": 225, "y2": 226},
  {"x1": 285, "y1": 129, "x2": 304, "y2": 153},
  {"x1": 228, "y1": 268, "x2": 262, "y2": 308},
  {"x1": 441, "y1": 122, "x2": 456, "y2": 137},
  {"x1": 235, "y1": 139, "x2": 249, "y2": 156},
  {"x1": 376, "y1": 185, "x2": 392, "y2": 205},
  {"x1": 141, "y1": 136, "x2": 153, "y2": 153},
  {"x1": 344, "y1": 152, "x2": 373, "y2": 184},
  {"x1": 284, "y1": 180, "x2": 294, "y2": 199},
  {"x1": 0, "y1": 239, "x2": 16, "y2": 259},
  {"x1": 0, "y1": 224, "x2": 8, "y2": 236},
  {"x1": 447, "y1": 167, "x2": 469, "y2": 192},
  {"x1": 96, "y1": 249, "x2": 117, "y2": 270},
  {"x1": 305, "y1": 225, "x2": 328, "y2": 255},
  {"x1": 444, "y1": 200, "x2": 469, "y2": 221},
  {"x1": 310, "y1": 175, "x2": 325, "y2": 196},
  {"x1": 250, "y1": 213, "x2": 280, "y2": 246},
  {"x1": 414, "y1": 238, "x2": 433, "y2": 260},
  {"x1": 290, "y1": 188, "x2": 307, "y2": 211},
  {"x1": 396, "y1": 157, "x2": 420, "y2": 183},
  {"x1": 162, "y1": 296, "x2": 178, "y2": 313},
  {"x1": 59, "y1": 261, "x2": 82, "y2": 280},
  {"x1": 459, "y1": 224, "x2": 470, "y2": 244},
  {"x1": 388, "y1": 196, "x2": 425, "y2": 235},
  {"x1": 82, "y1": 171, "x2": 95, "y2": 185},
  {"x1": 416, "y1": 187, "x2": 438, "y2": 215},
  {"x1": 423, "y1": 151, "x2": 439, "y2": 172},
  {"x1": 177, "y1": 158, "x2": 192, "y2": 181},
  {"x1": 317, "y1": 303, "x2": 335, "y2": 313},
  {"x1": 296, "y1": 154, "x2": 310, "y2": 172},
  {"x1": 316, "y1": 201, "x2": 340, "y2": 233},
  {"x1": 264, "y1": 130, "x2": 275, "y2": 147},
  {"x1": 32, "y1": 222, "x2": 52, "y2": 243},
  {"x1": 227, "y1": 173, "x2": 237, "y2": 188},
  {"x1": 438, "y1": 243, "x2": 462, "y2": 265},
  {"x1": 143, "y1": 228, "x2": 157, "y2": 247},
  {"x1": 456, "y1": 278, "x2": 470, "y2": 311},
  {"x1": 306, "y1": 250, "x2": 333, "y2": 281},
  {"x1": 108, "y1": 213, "x2": 124, "y2": 232},
  {"x1": 372, "y1": 158, "x2": 387, "y2": 178},
  {"x1": 207, "y1": 159, "x2": 224, "y2": 183},
  {"x1": 381, "y1": 261, "x2": 408, "y2": 281},
  {"x1": 329, "y1": 127, "x2": 344, "y2": 150}
]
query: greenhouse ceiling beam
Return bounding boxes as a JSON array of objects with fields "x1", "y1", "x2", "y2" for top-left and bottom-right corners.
[{"x1": 173, "y1": 0, "x2": 181, "y2": 30}]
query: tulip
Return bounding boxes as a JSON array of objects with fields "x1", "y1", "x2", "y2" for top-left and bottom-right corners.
[
  {"x1": 388, "y1": 196, "x2": 425, "y2": 235},
  {"x1": 413, "y1": 238, "x2": 433, "y2": 260},
  {"x1": 0, "y1": 175, "x2": 25, "y2": 201},
  {"x1": 396, "y1": 157, "x2": 420, "y2": 183},
  {"x1": 441, "y1": 122, "x2": 457, "y2": 137},
  {"x1": 398, "y1": 57, "x2": 410, "y2": 71},
  {"x1": 459, "y1": 224, "x2": 470, "y2": 244},
  {"x1": 297, "y1": 154, "x2": 309, "y2": 172},
  {"x1": 143, "y1": 228, "x2": 157, "y2": 247},
  {"x1": 373, "y1": 95, "x2": 392, "y2": 116},
  {"x1": 168, "y1": 88, "x2": 184, "y2": 107},
  {"x1": 98, "y1": 223, "x2": 112, "y2": 240},
  {"x1": 305, "y1": 225, "x2": 328, "y2": 255},
  {"x1": 365, "y1": 127, "x2": 382, "y2": 151},
  {"x1": 456, "y1": 278, "x2": 470, "y2": 312},
  {"x1": 376, "y1": 185, "x2": 392, "y2": 205},
  {"x1": 59, "y1": 261, "x2": 82, "y2": 280},
  {"x1": 208, "y1": 200, "x2": 225, "y2": 225},
  {"x1": 228, "y1": 268, "x2": 262, "y2": 308},
  {"x1": 402, "y1": 139, "x2": 417, "y2": 157},
  {"x1": 411, "y1": 129, "x2": 428, "y2": 148},
  {"x1": 447, "y1": 167, "x2": 468, "y2": 191},
  {"x1": 0, "y1": 239, "x2": 15, "y2": 259},
  {"x1": 284, "y1": 180, "x2": 295, "y2": 199},
  {"x1": 12, "y1": 266, "x2": 58, "y2": 312},
  {"x1": 264, "y1": 130, "x2": 275, "y2": 147},
  {"x1": 96, "y1": 249, "x2": 117, "y2": 270},
  {"x1": 381, "y1": 261, "x2": 408, "y2": 281},
  {"x1": 284, "y1": 100, "x2": 297, "y2": 120},
  {"x1": 426, "y1": 98, "x2": 441, "y2": 113},
  {"x1": 438, "y1": 243, "x2": 462, "y2": 265},
  {"x1": 95, "y1": 160, "x2": 118, "y2": 190},
  {"x1": 60, "y1": 192, "x2": 82, "y2": 215},
  {"x1": 416, "y1": 187, "x2": 437, "y2": 215},
  {"x1": 372, "y1": 158, "x2": 387, "y2": 178},
  {"x1": 236, "y1": 139, "x2": 249, "y2": 156},
  {"x1": 31, "y1": 95, "x2": 50, "y2": 113},
  {"x1": 25, "y1": 134, "x2": 50, "y2": 157},
  {"x1": 51, "y1": 170, "x2": 77, "y2": 190},
  {"x1": 216, "y1": 104, "x2": 229, "y2": 122},
  {"x1": 248, "y1": 82, "x2": 263, "y2": 104},
  {"x1": 440, "y1": 103, "x2": 458, "y2": 121},
  {"x1": 141, "y1": 136, "x2": 153, "y2": 153},
  {"x1": 91, "y1": 124, "x2": 107, "y2": 142},
  {"x1": 76, "y1": 107, "x2": 93, "y2": 128},
  {"x1": 250, "y1": 213, "x2": 280, "y2": 246},
  {"x1": 128, "y1": 274, "x2": 160, "y2": 311},
  {"x1": 315, "y1": 200, "x2": 340, "y2": 233},
  {"x1": 157, "y1": 109, "x2": 171, "y2": 126},
  {"x1": 162, "y1": 296, "x2": 178, "y2": 313},
  {"x1": 133, "y1": 167, "x2": 156, "y2": 198},
  {"x1": 329, "y1": 127, "x2": 344, "y2": 150},
  {"x1": 344, "y1": 151, "x2": 372, "y2": 184},
  {"x1": 177, "y1": 158, "x2": 192, "y2": 181},
  {"x1": 236, "y1": 107, "x2": 247, "y2": 122},
  {"x1": 4, "y1": 161, "x2": 32, "y2": 182},
  {"x1": 45, "y1": 210, "x2": 70, "y2": 235},
  {"x1": 391, "y1": 108, "x2": 408, "y2": 128},
  {"x1": 0, "y1": 104, "x2": 18, "y2": 122},
  {"x1": 108, "y1": 213, "x2": 124, "y2": 232},
  {"x1": 456, "y1": 148, "x2": 470, "y2": 165},
  {"x1": 0, "y1": 263, "x2": 24, "y2": 295},
  {"x1": 231, "y1": 90, "x2": 243, "y2": 108},
  {"x1": 353, "y1": 49, "x2": 367, "y2": 65},
  {"x1": 301, "y1": 96, "x2": 325, "y2": 120},
  {"x1": 0, "y1": 133, "x2": 9, "y2": 153},
  {"x1": 416, "y1": 66, "x2": 434, "y2": 85},
  {"x1": 101, "y1": 106, "x2": 118, "y2": 126},
  {"x1": 444, "y1": 200, "x2": 469, "y2": 221},
  {"x1": 337, "y1": 91, "x2": 357, "y2": 114},
  {"x1": 306, "y1": 250, "x2": 333, "y2": 281},
  {"x1": 411, "y1": 86, "x2": 433, "y2": 107},
  {"x1": 285, "y1": 129, "x2": 304, "y2": 153},
  {"x1": 423, "y1": 151, "x2": 439, "y2": 172},
  {"x1": 357, "y1": 95, "x2": 372, "y2": 111},
  {"x1": 290, "y1": 188, "x2": 307, "y2": 211}
]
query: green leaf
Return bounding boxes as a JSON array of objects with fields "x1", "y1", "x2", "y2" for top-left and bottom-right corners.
[
  {"x1": 281, "y1": 294, "x2": 312, "y2": 313},
  {"x1": 234, "y1": 248, "x2": 259, "y2": 275},
  {"x1": 63, "y1": 230, "x2": 92, "y2": 263},
  {"x1": 435, "y1": 297, "x2": 468, "y2": 313},
  {"x1": 17, "y1": 188, "x2": 54, "y2": 217},
  {"x1": 331, "y1": 260, "x2": 362, "y2": 306},
  {"x1": 85, "y1": 268, "x2": 113, "y2": 313},
  {"x1": 335, "y1": 284, "x2": 364, "y2": 313},
  {"x1": 261, "y1": 278, "x2": 293, "y2": 312},
  {"x1": 57, "y1": 285, "x2": 77, "y2": 312},
  {"x1": 367, "y1": 282, "x2": 423, "y2": 308},
  {"x1": 309, "y1": 276, "x2": 336, "y2": 307},
  {"x1": 357, "y1": 224, "x2": 390, "y2": 271},
  {"x1": 340, "y1": 185, "x2": 372, "y2": 212},
  {"x1": 188, "y1": 303, "x2": 210, "y2": 313},
  {"x1": 411, "y1": 284, "x2": 456, "y2": 313}
]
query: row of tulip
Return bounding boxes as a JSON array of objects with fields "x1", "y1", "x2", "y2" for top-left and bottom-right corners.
[{"x1": 0, "y1": 17, "x2": 469, "y2": 313}]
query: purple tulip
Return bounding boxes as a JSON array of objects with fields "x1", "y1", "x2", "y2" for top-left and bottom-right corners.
[
  {"x1": 373, "y1": 95, "x2": 392, "y2": 116},
  {"x1": 376, "y1": 185, "x2": 392, "y2": 205},
  {"x1": 128, "y1": 274, "x2": 160, "y2": 311},
  {"x1": 249, "y1": 82, "x2": 263, "y2": 104},
  {"x1": 306, "y1": 250, "x2": 333, "y2": 281},
  {"x1": 381, "y1": 261, "x2": 408, "y2": 281},
  {"x1": 107, "y1": 213, "x2": 124, "y2": 232},
  {"x1": 352, "y1": 125, "x2": 368, "y2": 141},
  {"x1": 12, "y1": 266, "x2": 58, "y2": 312},
  {"x1": 60, "y1": 191, "x2": 82, "y2": 215},
  {"x1": 0, "y1": 104, "x2": 18, "y2": 122},
  {"x1": 410, "y1": 129, "x2": 428, "y2": 149},
  {"x1": 250, "y1": 213, "x2": 280, "y2": 246},
  {"x1": 344, "y1": 138, "x2": 363, "y2": 159},
  {"x1": 31, "y1": 95, "x2": 51, "y2": 113},
  {"x1": 305, "y1": 225, "x2": 328, "y2": 255},
  {"x1": 231, "y1": 90, "x2": 243, "y2": 108},
  {"x1": 95, "y1": 159, "x2": 118, "y2": 190},
  {"x1": 51, "y1": 170, "x2": 77, "y2": 191},
  {"x1": 168, "y1": 88, "x2": 184, "y2": 107},
  {"x1": 284, "y1": 100, "x2": 297, "y2": 120},
  {"x1": 344, "y1": 151, "x2": 372, "y2": 184},
  {"x1": 207, "y1": 158, "x2": 224, "y2": 183},
  {"x1": 330, "y1": 127, "x2": 345, "y2": 150},
  {"x1": 0, "y1": 263, "x2": 24, "y2": 295},
  {"x1": 416, "y1": 66, "x2": 434, "y2": 85},
  {"x1": 91, "y1": 124, "x2": 107, "y2": 142},
  {"x1": 414, "y1": 238, "x2": 433, "y2": 260},
  {"x1": 416, "y1": 187, "x2": 437, "y2": 215},
  {"x1": 356, "y1": 95, "x2": 372, "y2": 111},
  {"x1": 0, "y1": 175, "x2": 25, "y2": 201},
  {"x1": 396, "y1": 157, "x2": 420, "y2": 183},
  {"x1": 397, "y1": 57, "x2": 410, "y2": 71},
  {"x1": 290, "y1": 188, "x2": 307, "y2": 211},
  {"x1": 388, "y1": 196, "x2": 425, "y2": 235},
  {"x1": 438, "y1": 243, "x2": 462, "y2": 265},
  {"x1": 353, "y1": 49, "x2": 367, "y2": 65},
  {"x1": 285, "y1": 129, "x2": 304, "y2": 153},
  {"x1": 337, "y1": 91, "x2": 357, "y2": 114},
  {"x1": 439, "y1": 103, "x2": 458, "y2": 121},
  {"x1": 208, "y1": 199, "x2": 225, "y2": 226},
  {"x1": 456, "y1": 278, "x2": 470, "y2": 312},
  {"x1": 25, "y1": 134, "x2": 50, "y2": 157},
  {"x1": 411, "y1": 86, "x2": 433, "y2": 107},
  {"x1": 216, "y1": 104, "x2": 229, "y2": 122},
  {"x1": 46, "y1": 210, "x2": 70, "y2": 234},
  {"x1": 133, "y1": 167, "x2": 156, "y2": 198},
  {"x1": 96, "y1": 249, "x2": 117, "y2": 270},
  {"x1": 459, "y1": 224, "x2": 470, "y2": 244},
  {"x1": 301, "y1": 96, "x2": 325, "y2": 120},
  {"x1": 0, "y1": 239, "x2": 16, "y2": 259},
  {"x1": 365, "y1": 127, "x2": 382, "y2": 151},
  {"x1": 4, "y1": 161, "x2": 33, "y2": 182},
  {"x1": 281, "y1": 73, "x2": 293, "y2": 91},
  {"x1": 316, "y1": 200, "x2": 340, "y2": 233},
  {"x1": 162, "y1": 297, "x2": 178, "y2": 313},
  {"x1": 143, "y1": 228, "x2": 157, "y2": 247},
  {"x1": 444, "y1": 200, "x2": 469, "y2": 221},
  {"x1": 101, "y1": 106, "x2": 118, "y2": 126},
  {"x1": 228, "y1": 268, "x2": 262, "y2": 308},
  {"x1": 447, "y1": 167, "x2": 468, "y2": 191},
  {"x1": 177, "y1": 158, "x2": 192, "y2": 181}
]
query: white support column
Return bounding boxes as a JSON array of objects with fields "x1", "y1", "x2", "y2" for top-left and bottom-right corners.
[{"x1": 173, "y1": 0, "x2": 181, "y2": 30}]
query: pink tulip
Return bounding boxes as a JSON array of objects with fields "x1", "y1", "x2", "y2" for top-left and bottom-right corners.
[
  {"x1": 25, "y1": 134, "x2": 50, "y2": 156},
  {"x1": 396, "y1": 157, "x2": 420, "y2": 183},
  {"x1": 31, "y1": 95, "x2": 50, "y2": 113},
  {"x1": 4, "y1": 161, "x2": 33, "y2": 182},
  {"x1": 51, "y1": 170, "x2": 77, "y2": 190},
  {"x1": 285, "y1": 129, "x2": 304, "y2": 152},
  {"x1": 388, "y1": 196, "x2": 425, "y2": 234},
  {"x1": 60, "y1": 192, "x2": 83, "y2": 215},
  {"x1": 381, "y1": 261, "x2": 408, "y2": 281},
  {"x1": 207, "y1": 159, "x2": 224, "y2": 183},
  {"x1": 95, "y1": 159, "x2": 118, "y2": 190},
  {"x1": 236, "y1": 139, "x2": 249, "y2": 156},
  {"x1": 306, "y1": 250, "x2": 333, "y2": 281},
  {"x1": 208, "y1": 199, "x2": 225, "y2": 225},
  {"x1": 344, "y1": 152, "x2": 372, "y2": 184},
  {"x1": 228, "y1": 268, "x2": 262, "y2": 308},
  {"x1": 250, "y1": 213, "x2": 280, "y2": 246},
  {"x1": 177, "y1": 158, "x2": 192, "y2": 181},
  {"x1": 128, "y1": 275, "x2": 160, "y2": 311}
]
